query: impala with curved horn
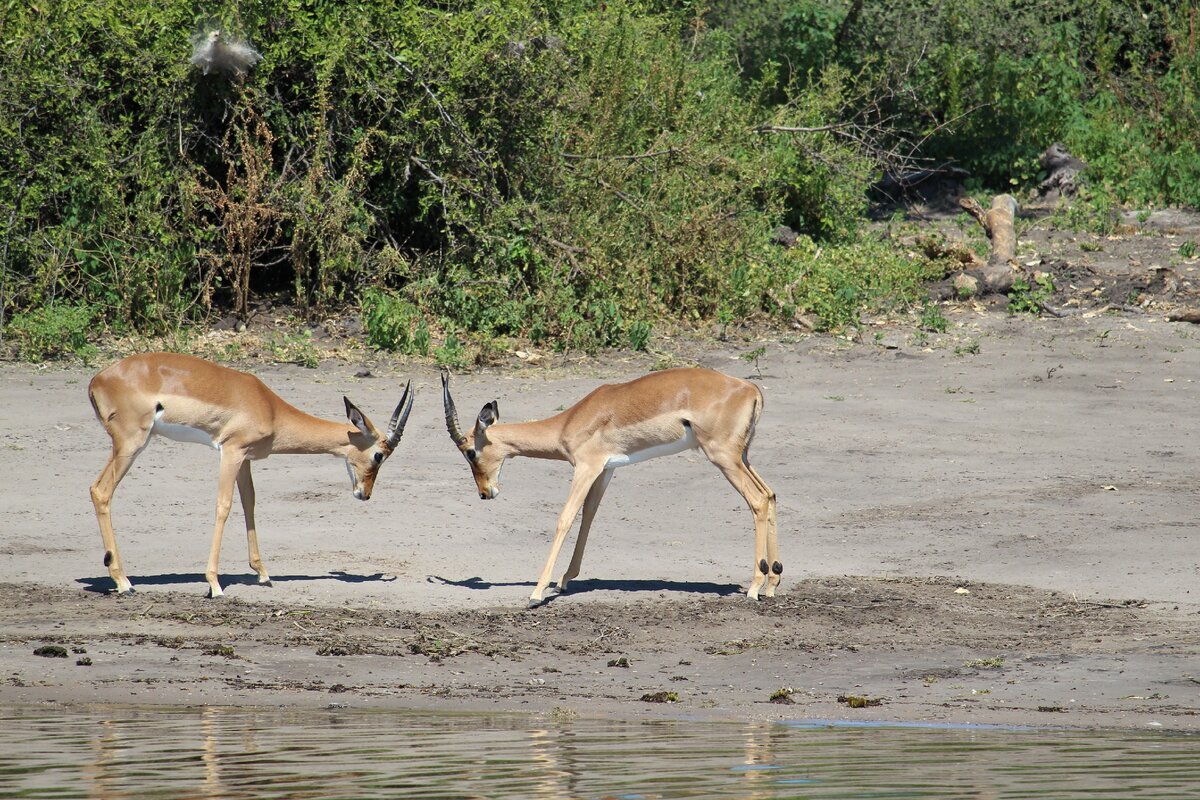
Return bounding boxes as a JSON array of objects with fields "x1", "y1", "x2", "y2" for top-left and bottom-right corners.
[
  {"x1": 88, "y1": 352, "x2": 414, "y2": 597},
  {"x1": 441, "y1": 367, "x2": 778, "y2": 606}
]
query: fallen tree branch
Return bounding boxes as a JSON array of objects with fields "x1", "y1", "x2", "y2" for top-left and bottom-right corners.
[
  {"x1": 958, "y1": 196, "x2": 992, "y2": 236},
  {"x1": 751, "y1": 122, "x2": 857, "y2": 134},
  {"x1": 597, "y1": 177, "x2": 644, "y2": 209},
  {"x1": 560, "y1": 148, "x2": 675, "y2": 162}
]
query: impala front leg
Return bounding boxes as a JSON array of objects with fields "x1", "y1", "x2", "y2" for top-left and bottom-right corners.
[
  {"x1": 236, "y1": 460, "x2": 271, "y2": 587},
  {"x1": 530, "y1": 464, "x2": 604, "y2": 607},
  {"x1": 558, "y1": 469, "x2": 613, "y2": 593},
  {"x1": 205, "y1": 450, "x2": 244, "y2": 598},
  {"x1": 90, "y1": 444, "x2": 143, "y2": 595}
]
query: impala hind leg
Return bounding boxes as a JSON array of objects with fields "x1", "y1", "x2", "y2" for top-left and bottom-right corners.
[
  {"x1": 89, "y1": 423, "x2": 152, "y2": 595},
  {"x1": 531, "y1": 464, "x2": 604, "y2": 607},
  {"x1": 205, "y1": 451, "x2": 246, "y2": 598},
  {"x1": 557, "y1": 469, "x2": 614, "y2": 593},
  {"x1": 708, "y1": 453, "x2": 776, "y2": 600},
  {"x1": 236, "y1": 461, "x2": 271, "y2": 587},
  {"x1": 747, "y1": 463, "x2": 781, "y2": 596}
]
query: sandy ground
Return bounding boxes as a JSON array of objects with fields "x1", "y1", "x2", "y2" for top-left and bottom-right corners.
[{"x1": 1, "y1": 305, "x2": 1199, "y2": 731}]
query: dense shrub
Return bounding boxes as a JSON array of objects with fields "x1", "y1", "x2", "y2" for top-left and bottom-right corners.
[
  {"x1": 4, "y1": 0, "x2": 923, "y2": 358},
  {"x1": 32, "y1": 0, "x2": 1200, "y2": 358}
]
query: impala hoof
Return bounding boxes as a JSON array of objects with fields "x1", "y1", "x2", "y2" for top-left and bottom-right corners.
[
  {"x1": 259, "y1": 579, "x2": 273, "y2": 588},
  {"x1": 114, "y1": 586, "x2": 135, "y2": 597},
  {"x1": 528, "y1": 586, "x2": 560, "y2": 608}
]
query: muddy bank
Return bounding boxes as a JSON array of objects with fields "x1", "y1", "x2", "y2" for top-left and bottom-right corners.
[{"x1": 1, "y1": 575, "x2": 1196, "y2": 731}]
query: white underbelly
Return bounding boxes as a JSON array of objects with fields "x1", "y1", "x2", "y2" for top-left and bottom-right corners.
[
  {"x1": 152, "y1": 410, "x2": 221, "y2": 450},
  {"x1": 605, "y1": 426, "x2": 698, "y2": 469}
]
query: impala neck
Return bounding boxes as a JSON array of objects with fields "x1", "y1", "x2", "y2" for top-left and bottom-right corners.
[
  {"x1": 271, "y1": 403, "x2": 360, "y2": 456},
  {"x1": 488, "y1": 417, "x2": 569, "y2": 462}
]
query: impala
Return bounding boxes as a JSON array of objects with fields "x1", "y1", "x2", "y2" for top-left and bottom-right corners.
[
  {"x1": 88, "y1": 352, "x2": 414, "y2": 597},
  {"x1": 441, "y1": 367, "x2": 779, "y2": 606}
]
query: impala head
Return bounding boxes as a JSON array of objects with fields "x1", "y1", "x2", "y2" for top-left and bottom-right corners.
[
  {"x1": 441, "y1": 368, "x2": 503, "y2": 500},
  {"x1": 343, "y1": 380, "x2": 414, "y2": 501}
]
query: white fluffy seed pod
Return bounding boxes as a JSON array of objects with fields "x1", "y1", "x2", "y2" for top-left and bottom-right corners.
[{"x1": 190, "y1": 29, "x2": 262, "y2": 78}]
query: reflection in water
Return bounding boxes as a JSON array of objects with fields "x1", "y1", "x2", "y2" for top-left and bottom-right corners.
[
  {"x1": 1, "y1": 708, "x2": 1197, "y2": 799},
  {"x1": 736, "y1": 721, "x2": 785, "y2": 800},
  {"x1": 82, "y1": 718, "x2": 130, "y2": 800}
]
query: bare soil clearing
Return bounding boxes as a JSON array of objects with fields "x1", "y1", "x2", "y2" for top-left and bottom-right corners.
[{"x1": 2, "y1": 209, "x2": 1199, "y2": 731}]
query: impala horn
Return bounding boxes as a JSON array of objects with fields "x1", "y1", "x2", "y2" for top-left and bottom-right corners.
[
  {"x1": 441, "y1": 368, "x2": 467, "y2": 447},
  {"x1": 385, "y1": 379, "x2": 415, "y2": 449}
]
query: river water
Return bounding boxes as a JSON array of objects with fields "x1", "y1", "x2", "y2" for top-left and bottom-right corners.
[{"x1": 1, "y1": 708, "x2": 1197, "y2": 799}]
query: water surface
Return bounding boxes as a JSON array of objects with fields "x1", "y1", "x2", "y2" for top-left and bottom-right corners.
[{"x1": 1, "y1": 708, "x2": 1196, "y2": 799}]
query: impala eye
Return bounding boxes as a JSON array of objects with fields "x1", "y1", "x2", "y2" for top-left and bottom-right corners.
[
  {"x1": 373, "y1": 452, "x2": 384, "y2": 464},
  {"x1": 466, "y1": 448, "x2": 477, "y2": 461}
]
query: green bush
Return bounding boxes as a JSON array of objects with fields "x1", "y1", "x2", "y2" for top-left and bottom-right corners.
[
  {"x1": 775, "y1": 236, "x2": 944, "y2": 331},
  {"x1": 361, "y1": 288, "x2": 422, "y2": 353},
  {"x1": 919, "y1": 303, "x2": 949, "y2": 334},
  {"x1": 1008, "y1": 274, "x2": 1055, "y2": 315},
  {"x1": 1, "y1": 0, "x2": 891, "y2": 352},
  {"x1": 1047, "y1": 183, "x2": 1122, "y2": 235},
  {"x1": 435, "y1": 331, "x2": 467, "y2": 369},
  {"x1": 627, "y1": 320, "x2": 652, "y2": 351},
  {"x1": 7, "y1": 303, "x2": 98, "y2": 362}
]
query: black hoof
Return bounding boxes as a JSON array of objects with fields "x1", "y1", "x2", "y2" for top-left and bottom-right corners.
[{"x1": 260, "y1": 580, "x2": 273, "y2": 588}]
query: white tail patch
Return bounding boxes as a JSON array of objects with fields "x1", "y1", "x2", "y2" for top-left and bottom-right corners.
[
  {"x1": 605, "y1": 425, "x2": 699, "y2": 469},
  {"x1": 152, "y1": 408, "x2": 220, "y2": 450}
]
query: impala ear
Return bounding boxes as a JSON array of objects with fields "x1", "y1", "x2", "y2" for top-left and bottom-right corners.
[
  {"x1": 477, "y1": 401, "x2": 498, "y2": 430},
  {"x1": 344, "y1": 396, "x2": 373, "y2": 437}
]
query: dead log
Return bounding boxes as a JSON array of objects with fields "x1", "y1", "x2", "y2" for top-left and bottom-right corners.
[
  {"x1": 1167, "y1": 309, "x2": 1200, "y2": 324},
  {"x1": 928, "y1": 194, "x2": 1021, "y2": 300},
  {"x1": 948, "y1": 194, "x2": 1019, "y2": 296}
]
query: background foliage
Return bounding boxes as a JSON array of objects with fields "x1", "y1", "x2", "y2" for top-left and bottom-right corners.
[
  {"x1": 1, "y1": 0, "x2": 1197, "y2": 359},
  {"x1": 712, "y1": 0, "x2": 1200, "y2": 202}
]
